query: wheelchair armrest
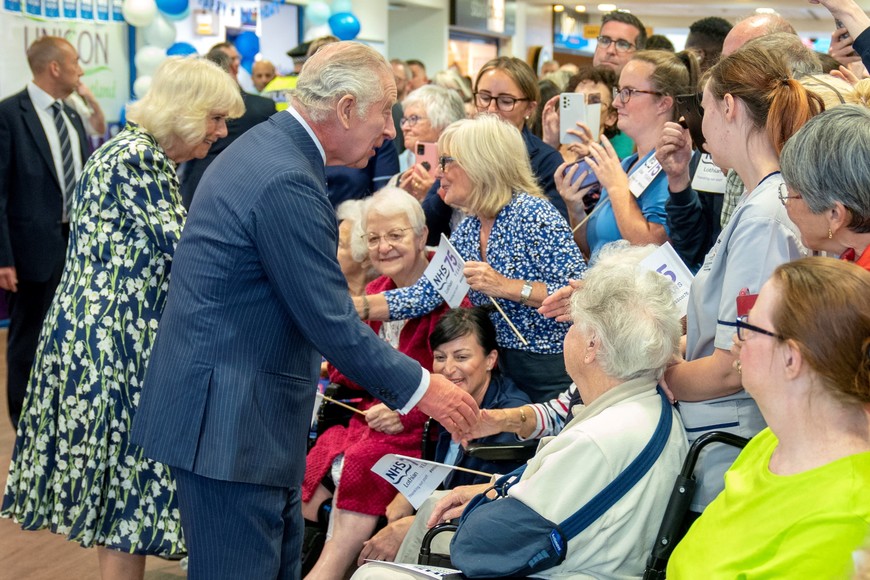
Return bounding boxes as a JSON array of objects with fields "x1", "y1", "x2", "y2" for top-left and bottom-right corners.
[
  {"x1": 419, "y1": 522, "x2": 459, "y2": 565},
  {"x1": 463, "y1": 440, "x2": 538, "y2": 462}
]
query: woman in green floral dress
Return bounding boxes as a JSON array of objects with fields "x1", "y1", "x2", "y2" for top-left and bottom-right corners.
[{"x1": 1, "y1": 56, "x2": 244, "y2": 579}]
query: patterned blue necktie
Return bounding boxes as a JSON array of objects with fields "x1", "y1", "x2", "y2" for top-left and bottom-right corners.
[{"x1": 51, "y1": 101, "x2": 75, "y2": 220}]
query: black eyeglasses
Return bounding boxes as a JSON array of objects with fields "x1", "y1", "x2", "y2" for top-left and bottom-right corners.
[
  {"x1": 735, "y1": 315, "x2": 784, "y2": 341},
  {"x1": 438, "y1": 155, "x2": 456, "y2": 172},
  {"x1": 473, "y1": 92, "x2": 530, "y2": 112},
  {"x1": 597, "y1": 35, "x2": 636, "y2": 53},
  {"x1": 400, "y1": 114, "x2": 427, "y2": 127},
  {"x1": 614, "y1": 87, "x2": 664, "y2": 103},
  {"x1": 777, "y1": 183, "x2": 802, "y2": 206}
]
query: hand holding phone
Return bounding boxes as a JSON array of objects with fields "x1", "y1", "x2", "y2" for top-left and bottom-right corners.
[
  {"x1": 415, "y1": 142, "x2": 438, "y2": 177},
  {"x1": 559, "y1": 93, "x2": 601, "y2": 146}
]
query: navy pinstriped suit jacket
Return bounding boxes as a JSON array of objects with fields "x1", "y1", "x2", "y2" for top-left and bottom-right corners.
[{"x1": 132, "y1": 111, "x2": 422, "y2": 488}]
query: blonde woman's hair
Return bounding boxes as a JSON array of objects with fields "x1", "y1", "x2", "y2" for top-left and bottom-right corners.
[
  {"x1": 438, "y1": 114, "x2": 543, "y2": 218},
  {"x1": 798, "y1": 73, "x2": 857, "y2": 109},
  {"x1": 127, "y1": 56, "x2": 244, "y2": 155}
]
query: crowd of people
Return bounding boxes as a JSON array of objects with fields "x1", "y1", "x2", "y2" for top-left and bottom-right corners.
[{"x1": 1, "y1": 0, "x2": 870, "y2": 578}]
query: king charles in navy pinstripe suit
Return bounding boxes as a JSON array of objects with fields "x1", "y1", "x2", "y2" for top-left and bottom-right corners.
[{"x1": 132, "y1": 42, "x2": 479, "y2": 580}]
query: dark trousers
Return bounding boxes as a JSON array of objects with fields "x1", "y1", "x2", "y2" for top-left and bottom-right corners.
[
  {"x1": 498, "y1": 348, "x2": 572, "y2": 403},
  {"x1": 6, "y1": 273, "x2": 63, "y2": 429},
  {"x1": 175, "y1": 468, "x2": 304, "y2": 580}
]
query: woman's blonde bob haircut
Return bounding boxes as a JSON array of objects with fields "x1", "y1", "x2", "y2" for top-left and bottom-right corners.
[
  {"x1": 127, "y1": 56, "x2": 245, "y2": 155},
  {"x1": 438, "y1": 114, "x2": 543, "y2": 218}
]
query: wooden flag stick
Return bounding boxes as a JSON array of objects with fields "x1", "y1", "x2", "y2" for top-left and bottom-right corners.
[
  {"x1": 315, "y1": 392, "x2": 367, "y2": 415},
  {"x1": 488, "y1": 296, "x2": 528, "y2": 346}
]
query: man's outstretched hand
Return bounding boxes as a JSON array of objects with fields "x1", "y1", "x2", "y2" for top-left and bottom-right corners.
[{"x1": 417, "y1": 374, "x2": 480, "y2": 441}]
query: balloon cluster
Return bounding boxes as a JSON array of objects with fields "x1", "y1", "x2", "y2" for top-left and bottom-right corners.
[
  {"x1": 306, "y1": 0, "x2": 360, "y2": 41},
  {"x1": 124, "y1": 0, "x2": 195, "y2": 98}
]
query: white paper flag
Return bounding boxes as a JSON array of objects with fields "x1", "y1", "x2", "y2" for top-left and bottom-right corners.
[
  {"x1": 371, "y1": 454, "x2": 455, "y2": 509},
  {"x1": 423, "y1": 235, "x2": 469, "y2": 308},
  {"x1": 640, "y1": 242, "x2": 695, "y2": 317}
]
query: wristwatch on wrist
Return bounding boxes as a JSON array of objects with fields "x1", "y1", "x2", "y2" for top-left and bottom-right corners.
[{"x1": 520, "y1": 281, "x2": 533, "y2": 306}]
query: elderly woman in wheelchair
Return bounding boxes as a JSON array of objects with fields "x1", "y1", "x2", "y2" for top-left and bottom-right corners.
[{"x1": 353, "y1": 242, "x2": 689, "y2": 579}]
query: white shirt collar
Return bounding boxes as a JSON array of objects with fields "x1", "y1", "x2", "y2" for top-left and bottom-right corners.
[
  {"x1": 27, "y1": 81, "x2": 60, "y2": 112},
  {"x1": 285, "y1": 105, "x2": 326, "y2": 164}
]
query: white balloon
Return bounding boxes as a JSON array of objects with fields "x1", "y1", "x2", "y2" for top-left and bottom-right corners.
[
  {"x1": 142, "y1": 13, "x2": 176, "y2": 48},
  {"x1": 122, "y1": 0, "x2": 157, "y2": 27},
  {"x1": 304, "y1": 23, "x2": 332, "y2": 42},
  {"x1": 134, "y1": 45, "x2": 166, "y2": 76},
  {"x1": 133, "y1": 75, "x2": 153, "y2": 99}
]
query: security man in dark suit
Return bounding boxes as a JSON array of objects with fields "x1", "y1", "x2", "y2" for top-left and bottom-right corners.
[{"x1": 0, "y1": 36, "x2": 90, "y2": 428}]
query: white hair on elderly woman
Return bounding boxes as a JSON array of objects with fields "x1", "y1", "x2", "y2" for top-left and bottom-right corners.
[
  {"x1": 570, "y1": 242, "x2": 681, "y2": 381},
  {"x1": 360, "y1": 186, "x2": 427, "y2": 237},
  {"x1": 336, "y1": 199, "x2": 369, "y2": 264},
  {"x1": 126, "y1": 56, "x2": 244, "y2": 157},
  {"x1": 294, "y1": 41, "x2": 392, "y2": 123},
  {"x1": 402, "y1": 85, "x2": 466, "y2": 131}
]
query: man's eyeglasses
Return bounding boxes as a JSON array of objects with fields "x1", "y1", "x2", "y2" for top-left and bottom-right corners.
[
  {"x1": 363, "y1": 227, "x2": 413, "y2": 249},
  {"x1": 614, "y1": 87, "x2": 664, "y2": 104},
  {"x1": 438, "y1": 155, "x2": 455, "y2": 172},
  {"x1": 778, "y1": 183, "x2": 802, "y2": 206},
  {"x1": 473, "y1": 92, "x2": 530, "y2": 112},
  {"x1": 597, "y1": 35, "x2": 636, "y2": 53},
  {"x1": 735, "y1": 315, "x2": 784, "y2": 341},
  {"x1": 400, "y1": 115, "x2": 427, "y2": 127}
]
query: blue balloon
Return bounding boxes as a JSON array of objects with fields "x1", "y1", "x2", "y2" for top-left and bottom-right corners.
[
  {"x1": 241, "y1": 56, "x2": 254, "y2": 75},
  {"x1": 306, "y1": 1, "x2": 330, "y2": 26},
  {"x1": 234, "y1": 31, "x2": 260, "y2": 59},
  {"x1": 166, "y1": 41, "x2": 197, "y2": 56},
  {"x1": 331, "y1": 0, "x2": 352, "y2": 13},
  {"x1": 328, "y1": 11, "x2": 360, "y2": 41},
  {"x1": 161, "y1": 3, "x2": 189, "y2": 20},
  {"x1": 156, "y1": 0, "x2": 187, "y2": 16}
]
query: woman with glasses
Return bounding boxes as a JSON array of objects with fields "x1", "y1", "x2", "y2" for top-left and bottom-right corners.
[
  {"x1": 780, "y1": 104, "x2": 870, "y2": 270},
  {"x1": 668, "y1": 257, "x2": 870, "y2": 578},
  {"x1": 389, "y1": 85, "x2": 467, "y2": 246},
  {"x1": 302, "y1": 187, "x2": 454, "y2": 580},
  {"x1": 356, "y1": 115, "x2": 586, "y2": 403},
  {"x1": 470, "y1": 56, "x2": 568, "y2": 221},
  {"x1": 391, "y1": 85, "x2": 466, "y2": 201},
  {"x1": 556, "y1": 50, "x2": 698, "y2": 259},
  {"x1": 664, "y1": 42, "x2": 821, "y2": 515}
]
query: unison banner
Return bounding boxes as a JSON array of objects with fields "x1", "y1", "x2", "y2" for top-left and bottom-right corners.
[{"x1": 0, "y1": 15, "x2": 129, "y2": 122}]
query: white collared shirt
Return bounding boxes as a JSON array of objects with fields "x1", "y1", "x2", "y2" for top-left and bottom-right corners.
[{"x1": 27, "y1": 82, "x2": 83, "y2": 221}]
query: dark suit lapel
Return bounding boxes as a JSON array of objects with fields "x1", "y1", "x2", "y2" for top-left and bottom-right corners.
[{"x1": 19, "y1": 91, "x2": 63, "y2": 190}]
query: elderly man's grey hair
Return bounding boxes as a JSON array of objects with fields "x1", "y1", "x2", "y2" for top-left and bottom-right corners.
[
  {"x1": 294, "y1": 42, "x2": 392, "y2": 123},
  {"x1": 780, "y1": 105, "x2": 870, "y2": 233},
  {"x1": 402, "y1": 85, "x2": 466, "y2": 132},
  {"x1": 361, "y1": 186, "x2": 427, "y2": 239},
  {"x1": 743, "y1": 32, "x2": 821, "y2": 77},
  {"x1": 570, "y1": 242, "x2": 681, "y2": 381}
]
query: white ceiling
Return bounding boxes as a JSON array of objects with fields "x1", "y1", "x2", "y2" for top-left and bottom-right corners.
[{"x1": 525, "y1": 0, "x2": 870, "y2": 29}]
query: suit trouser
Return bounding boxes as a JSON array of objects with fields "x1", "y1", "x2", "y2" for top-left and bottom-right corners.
[
  {"x1": 6, "y1": 269, "x2": 64, "y2": 429},
  {"x1": 174, "y1": 468, "x2": 304, "y2": 580}
]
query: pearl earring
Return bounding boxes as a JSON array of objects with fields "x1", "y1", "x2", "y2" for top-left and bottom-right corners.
[{"x1": 828, "y1": 229, "x2": 833, "y2": 239}]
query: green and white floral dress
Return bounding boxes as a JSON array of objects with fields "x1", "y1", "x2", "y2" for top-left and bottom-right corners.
[{"x1": 2, "y1": 123, "x2": 186, "y2": 555}]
